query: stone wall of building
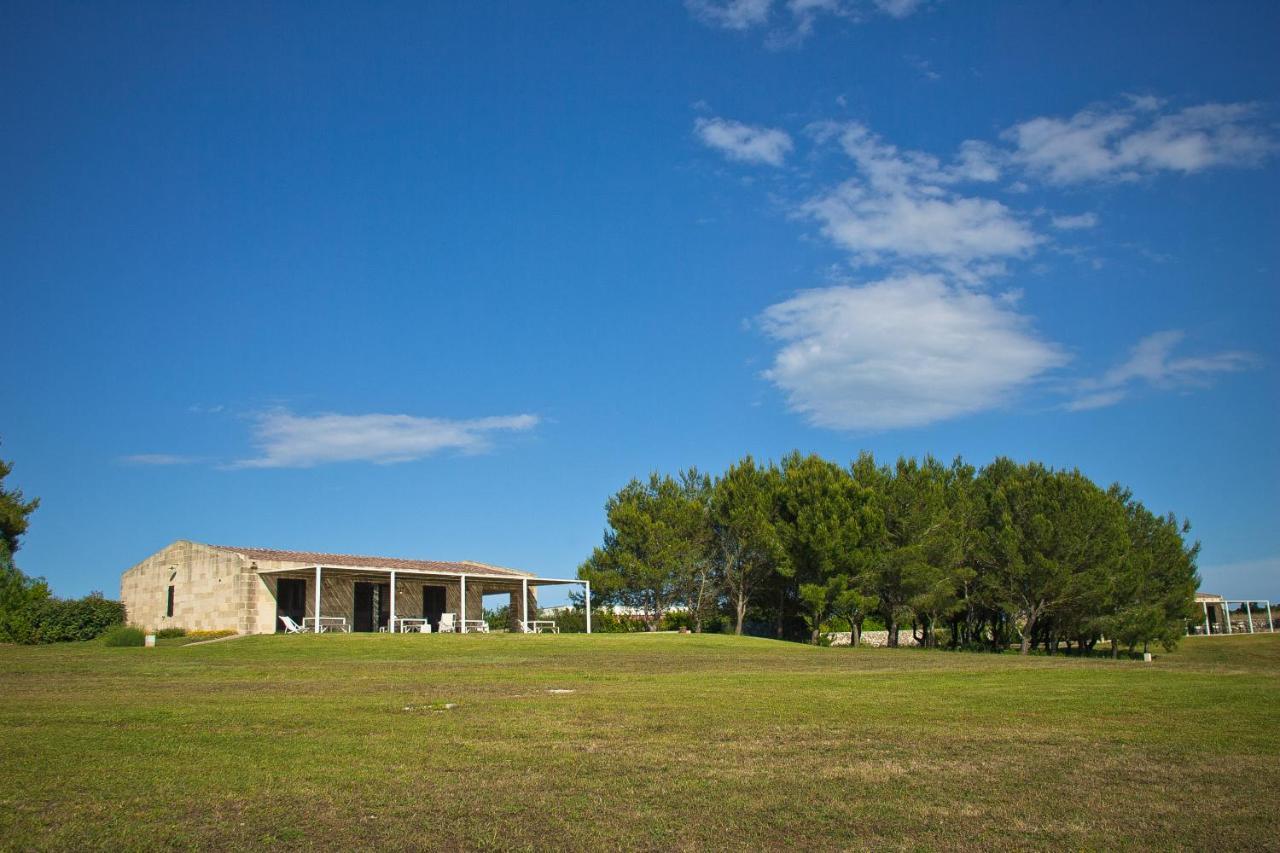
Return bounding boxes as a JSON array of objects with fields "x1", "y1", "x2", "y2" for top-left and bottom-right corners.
[
  {"x1": 122, "y1": 543, "x2": 540, "y2": 635},
  {"x1": 120, "y1": 540, "x2": 247, "y2": 633}
]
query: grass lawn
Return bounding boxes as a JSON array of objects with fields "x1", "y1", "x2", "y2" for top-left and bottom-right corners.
[{"x1": 1, "y1": 632, "x2": 1277, "y2": 850}]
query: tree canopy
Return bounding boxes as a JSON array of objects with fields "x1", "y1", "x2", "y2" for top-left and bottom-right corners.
[{"x1": 578, "y1": 451, "x2": 1200, "y2": 655}]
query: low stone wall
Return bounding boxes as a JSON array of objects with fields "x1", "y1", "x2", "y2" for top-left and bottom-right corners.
[{"x1": 825, "y1": 629, "x2": 918, "y2": 647}]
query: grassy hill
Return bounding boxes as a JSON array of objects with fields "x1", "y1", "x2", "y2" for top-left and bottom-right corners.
[{"x1": 1, "y1": 633, "x2": 1277, "y2": 850}]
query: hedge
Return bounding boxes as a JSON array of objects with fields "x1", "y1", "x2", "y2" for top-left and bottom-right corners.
[{"x1": 0, "y1": 593, "x2": 126, "y2": 644}]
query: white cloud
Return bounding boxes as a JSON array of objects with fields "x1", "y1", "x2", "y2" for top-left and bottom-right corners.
[
  {"x1": 760, "y1": 275, "x2": 1068, "y2": 430},
  {"x1": 1067, "y1": 330, "x2": 1256, "y2": 411},
  {"x1": 120, "y1": 454, "x2": 199, "y2": 466},
  {"x1": 1005, "y1": 100, "x2": 1276, "y2": 184},
  {"x1": 233, "y1": 411, "x2": 539, "y2": 469},
  {"x1": 688, "y1": 0, "x2": 928, "y2": 45},
  {"x1": 874, "y1": 0, "x2": 926, "y2": 17},
  {"x1": 686, "y1": 0, "x2": 774, "y2": 30},
  {"x1": 799, "y1": 123, "x2": 1037, "y2": 269},
  {"x1": 695, "y1": 117, "x2": 794, "y2": 166},
  {"x1": 1050, "y1": 212, "x2": 1098, "y2": 230}
]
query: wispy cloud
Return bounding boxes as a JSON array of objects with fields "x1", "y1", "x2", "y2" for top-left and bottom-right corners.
[
  {"x1": 687, "y1": 0, "x2": 930, "y2": 47},
  {"x1": 694, "y1": 117, "x2": 794, "y2": 166},
  {"x1": 692, "y1": 97, "x2": 1271, "y2": 430},
  {"x1": 760, "y1": 275, "x2": 1068, "y2": 430},
  {"x1": 1004, "y1": 99, "x2": 1276, "y2": 184},
  {"x1": 1067, "y1": 330, "x2": 1257, "y2": 411},
  {"x1": 120, "y1": 453, "x2": 201, "y2": 466},
  {"x1": 800, "y1": 122, "x2": 1036, "y2": 272},
  {"x1": 686, "y1": 0, "x2": 773, "y2": 31},
  {"x1": 1050, "y1": 212, "x2": 1098, "y2": 230},
  {"x1": 232, "y1": 411, "x2": 540, "y2": 469}
]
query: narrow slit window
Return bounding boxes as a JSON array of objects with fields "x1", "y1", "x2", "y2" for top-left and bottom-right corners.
[{"x1": 166, "y1": 585, "x2": 175, "y2": 618}]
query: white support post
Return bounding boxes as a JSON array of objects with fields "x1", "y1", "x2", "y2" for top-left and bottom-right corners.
[
  {"x1": 1267, "y1": 601, "x2": 1274, "y2": 633},
  {"x1": 521, "y1": 577, "x2": 528, "y2": 633},
  {"x1": 390, "y1": 570, "x2": 397, "y2": 633},
  {"x1": 1246, "y1": 600, "x2": 1254, "y2": 633},
  {"x1": 1225, "y1": 603, "x2": 1232, "y2": 634},
  {"x1": 460, "y1": 575, "x2": 467, "y2": 634},
  {"x1": 1203, "y1": 602, "x2": 1211, "y2": 636},
  {"x1": 585, "y1": 581, "x2": 592, "y2": 635},
  {"x1": 314, "y1": 565, "x2": 322, "y2": 633}
]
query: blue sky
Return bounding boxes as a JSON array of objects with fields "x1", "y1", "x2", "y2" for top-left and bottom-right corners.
[{"x1": 3, "y1": 1, "x2": 1277, "y2": 606}]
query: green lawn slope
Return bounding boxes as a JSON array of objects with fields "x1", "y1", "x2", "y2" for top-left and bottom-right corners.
[{"x1": 1, "y1": 633, "x2": 1276, "y2": 850}]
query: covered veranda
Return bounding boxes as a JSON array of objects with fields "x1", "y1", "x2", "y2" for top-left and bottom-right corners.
[
  {"x1": 1191, "y1": 592, "x2": 1275, "y2": 636},
  {"x1": 260, "y1": 564, "x2": 591, "y2": 634}
]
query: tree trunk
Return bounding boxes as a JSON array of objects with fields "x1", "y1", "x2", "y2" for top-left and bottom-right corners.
[
  {"x1": 887, "y1": 613, "x2": 899, "y2": 648},
  {"x1": 1018, "y1": 607, "x2": 1040, "y2": 656},
  {"x1": 734, "y1": 593, "x2": 746, "y2": 636},
  {"x1": 775, "y1": 588, "x2": 784, "y2": 639}
]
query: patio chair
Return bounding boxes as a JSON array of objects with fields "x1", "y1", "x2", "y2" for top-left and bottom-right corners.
[
  {"x1": 279, "y1": 615, "x2": 306, "y2": 634},
  {"x1": 437, "y1": 613, "x2": 457, "y2": 633}
]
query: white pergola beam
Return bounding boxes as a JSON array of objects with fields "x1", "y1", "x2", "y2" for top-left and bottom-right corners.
[
  {"x1": 314, "y1": 565, "x2": 322, "y2": 632},
  {"x1": 390, "y1": 569, "x2": 397, "y2": 633},
  {"x1": 460, "y1": 574, "x2": 467, "y2": 633}
]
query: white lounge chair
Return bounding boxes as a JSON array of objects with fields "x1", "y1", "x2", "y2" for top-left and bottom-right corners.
[
  {"x1": 436, "y1": 613, "x2": 457, "y2": 633},
  {"x1": 279, "y1": 615, "x2": 306, "y2": 633}
]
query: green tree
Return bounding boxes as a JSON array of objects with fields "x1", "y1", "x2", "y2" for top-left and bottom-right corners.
[
  {"x1": 0, "y1": 448, "x2": 47, "y2": 643},
  {"x1": 776, "y1": 453, "x2": 867, "y2": 644},
  {"x1": 854, "y1": 454, "x2": 960, "y2": 647},
  {"x1": 0, "y1": 447, "x2": 39, "y2": 557},
  {"x1": 976, "y1": 460, "x2": 1128, "y2": 655},
  {"x1": 1103, "y1": 491, "x2": 1200, "y2": 655},
  {"x1": 711, "y1": 456, "x2": 784, "y2": 635},
  {"x1": 578, "y1": 471, "x2": 711, "y2": 631}
]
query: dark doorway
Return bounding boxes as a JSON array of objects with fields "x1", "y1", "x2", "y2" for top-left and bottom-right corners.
[
  {"x1": 276, "y1": 578, "x2": 306, "y2": 632},
  {"x1": 423, "y1": 585, "x2": 446, "y2": 631},
  {"x1": 354, "y1": 582, "x2": 390, "y2": 632}
]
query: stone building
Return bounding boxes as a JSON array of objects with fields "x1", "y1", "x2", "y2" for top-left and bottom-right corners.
[{"x1": 120, "y1": 540, "x2": 587, "y2": 635}]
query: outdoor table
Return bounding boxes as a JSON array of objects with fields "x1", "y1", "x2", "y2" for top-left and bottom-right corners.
[
  {"x1": 303, "y1": 616, "x2": 349, "y2": 633},
  {"x1": 461, "y1": 619, "x2": 490, "y2": 634},
  {"x1": 396, "y1": 618, "x2": 431, "y2": 633}
]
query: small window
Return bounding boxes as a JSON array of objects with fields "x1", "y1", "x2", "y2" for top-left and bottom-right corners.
[{"x1": 166, "y1": 585, "x2": 175, "y2": 618}]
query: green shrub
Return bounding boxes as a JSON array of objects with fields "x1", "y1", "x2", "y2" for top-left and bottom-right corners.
[
  {"x1": 155, "y1": 627, "x2": 187, "y2": 639},
  {"x1": 102, "y1": 625, "x2": 145, "y2": 647},
  {"x1": 545, "y1": 608, "x2": 645, "y2": 633},
  {"x1": 5, "y1": 593, "x2": 127, "y2": 644}
]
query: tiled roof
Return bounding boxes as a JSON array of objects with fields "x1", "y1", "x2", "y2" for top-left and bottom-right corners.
[{"x1": 208, "y1": 544, "x2": 532, "y2": 577}]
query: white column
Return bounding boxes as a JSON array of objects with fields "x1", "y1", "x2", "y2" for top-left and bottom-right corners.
[
  {"x1": 1224, "y1": 603, "x2": 1232, "y2": 634},
  {"x1": 460, "y1": 575, "x2": 467, "y2": 633},
  {"x1": 314, "y1": 565, "x2": 322, "y2": 633},
  {"x1": 390, "y1": 570, "x2": 397, "y2": 633},
  {"x1": 1203, "y1": 602, "x2": 1211, "y2": 636},
  {"x1": 1246, "y1": 601, "x2": 1254, "y2": 633},
  {"x1": 585, "y1": 581, "x2": 592, "y2": 635},
  {"x1": 521, "y1": 577, "x2": 528, "y2": 632},
  {"x1": 1266, "y1": 601, "x2": 1274, "y2": 633}
]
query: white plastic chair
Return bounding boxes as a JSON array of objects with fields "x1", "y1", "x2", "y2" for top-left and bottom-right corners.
[
  {"x1": 279, "y1": 616, "x2": 306, "y2": 634},
  {"x1": 437, "y1": 613, "x2": 457, "y2": 633}
]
